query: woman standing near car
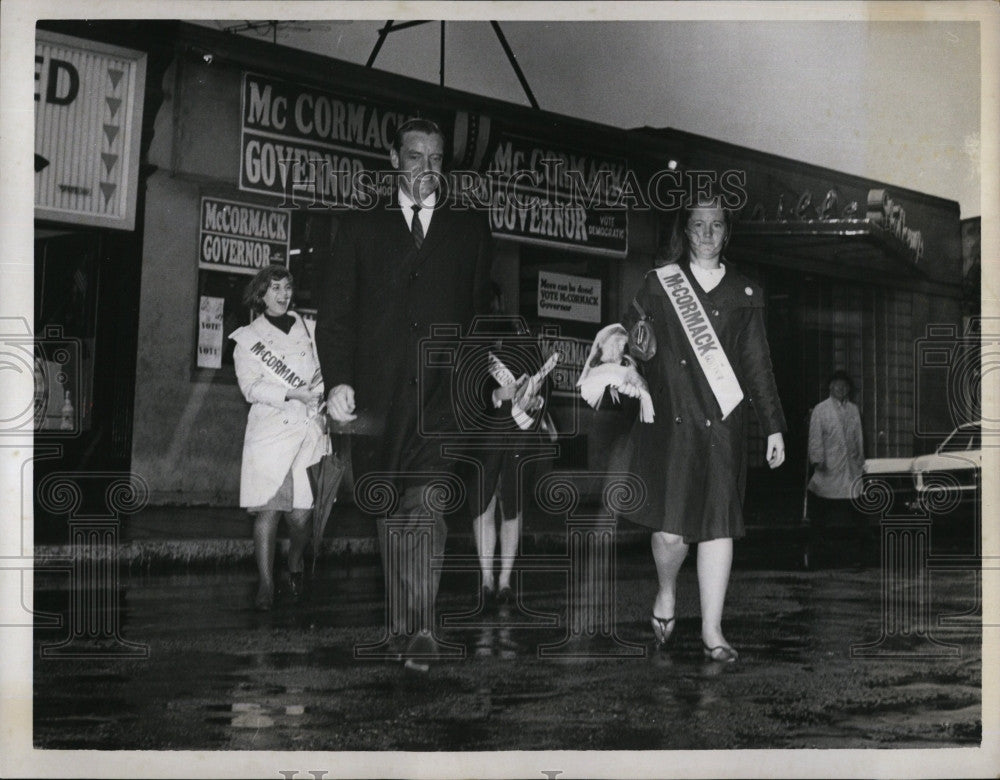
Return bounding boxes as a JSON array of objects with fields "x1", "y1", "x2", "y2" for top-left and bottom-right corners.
[
  {"x1": 230, "y1": 265, "x2": 327, "y2": 610},
  {"x1": 587, "y1": 192, "x2": 787, "y2": 662}
]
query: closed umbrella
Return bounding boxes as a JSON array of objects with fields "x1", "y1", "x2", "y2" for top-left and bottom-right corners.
[{"x1": 307, "y1": 420, "x2": 350, "y2": 574}]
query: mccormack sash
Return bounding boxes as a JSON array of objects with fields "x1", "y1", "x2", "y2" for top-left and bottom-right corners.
[
  {"x1": 230, "y1": 314, "x2": 322, "y2": 392},
  {"x1": 655, "y1": 263, "x2": 744, "y2": 419}
]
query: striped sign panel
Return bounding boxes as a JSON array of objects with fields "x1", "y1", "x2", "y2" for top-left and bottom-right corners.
[{"x1": 35, "y1": 32, "x2": 146, "y2": 230}]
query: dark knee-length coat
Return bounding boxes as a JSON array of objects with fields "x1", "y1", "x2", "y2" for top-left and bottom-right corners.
[
  {"x1": 315, "y1": 197, "x2": 493, "y2": 487},
  {"x1": 620, "y1": 261, "x2": 786, "y2": 542}
]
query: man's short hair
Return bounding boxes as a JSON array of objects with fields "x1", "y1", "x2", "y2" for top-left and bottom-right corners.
[
  {"x1": 392, "y1": 117, "x2": 446, "y2": 155},
  {"x1": 828, "y1": 370, "x2": 854, "y2": 391}
]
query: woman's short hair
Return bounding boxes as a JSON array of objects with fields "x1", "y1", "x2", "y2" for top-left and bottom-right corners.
[
  {"x1": 392, "y1": 117, "x2": 446, "y2": 155},
  {"x1": 657, "y1": 187, "x2": 736, "y2": 266},
  {"x1": 243, "y1": 264, "x2": 293, "y2": 313}
]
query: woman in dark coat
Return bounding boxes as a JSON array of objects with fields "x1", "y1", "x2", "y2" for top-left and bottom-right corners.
[
  {"x1": 587, "y1": 195, "x2": 787, "y2": 662},
  {"x1": 468, "y1": 286, "x2": 548, "y2": 608}
]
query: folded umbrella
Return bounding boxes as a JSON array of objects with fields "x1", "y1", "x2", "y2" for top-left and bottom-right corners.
[{"x1": 307, "y1": 422, "x2": 350, "y2": 574}]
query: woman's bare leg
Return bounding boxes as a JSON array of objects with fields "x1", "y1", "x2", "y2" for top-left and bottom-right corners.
[
  {"x1": 285, "y1": 508, "x2": 311, "y2": 574},
  {"x1": 497, "y1": 511, "x2": 521, "y2": 592},
  {"x1": 697, "y1": 537, "x2": 734, "y2": 650},
  {"x1": 472, "y1": 493, "x2": 499, "y2": 592},
  {"x1": 253, "y1": 510, "x2": 280, "y2": 608},
  {"x1": 651, "y1": 531, "x2": 688, "y2": 623}
]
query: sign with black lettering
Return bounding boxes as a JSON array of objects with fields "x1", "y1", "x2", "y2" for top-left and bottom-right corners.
[
  {"x1": 197, "y1": 296, "x2": 225, "y2": 369},
  {"x1": 34, "y1": 32, "x2": 146, "y2": 230},
  {"x1": 198, "y1": 197, "x2": 291, "y2": 274},
  {"x1": 535, "y1": 334, "x2": 594, "y2": 398},
  {"x1": 537, "y1": 271, "x2": 602, "y2": 323},
  {"x1": 485, "y1": 134, "x2": 628, "y2": 256},
  {"x1": 240, "y1": 72, "x2": 429, "y2": 206}
]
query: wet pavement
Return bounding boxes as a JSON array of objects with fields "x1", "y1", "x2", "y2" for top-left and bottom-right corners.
[{"x1": 32, "y1": 544, "x2": 982, "y2": 751}]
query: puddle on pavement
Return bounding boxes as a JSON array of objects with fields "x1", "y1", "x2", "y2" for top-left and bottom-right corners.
[{"x1": 204, "y1": 701, "x2": 308, "y2": 729}]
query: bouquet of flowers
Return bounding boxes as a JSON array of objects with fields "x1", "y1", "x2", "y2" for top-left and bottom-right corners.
[{"x1": 576, "y1": 324, "x2": 655, "y2": 423}]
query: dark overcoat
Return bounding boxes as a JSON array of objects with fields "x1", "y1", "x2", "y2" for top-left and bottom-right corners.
[
  {"x1": 620, "y1": 261, "x2": 786, "y2": 541},
  {"x1": 315, "y1": 197, "x2": 493, "y2": 485}
]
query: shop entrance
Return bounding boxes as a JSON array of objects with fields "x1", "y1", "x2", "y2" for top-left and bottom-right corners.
[{"x1": 34, "y1": 227, "x2": 141, "y2": 541}]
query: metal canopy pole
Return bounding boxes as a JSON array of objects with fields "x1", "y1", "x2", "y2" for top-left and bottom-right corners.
[
  {"x1": 490, "y1": 21, "x2": 539, "y2": 109},
  {"x1": 365, "y1": 19, "x2": 540, "y2": 110},
  {"x1": 366, "y1": 20, "x2": 394, "y2": 68},
  {"x1": 440, "y1": 21, "x2": 446, "y2": 87},
  {"x1": 366, "y1": 20, "x2": 432, "y2": 68}
]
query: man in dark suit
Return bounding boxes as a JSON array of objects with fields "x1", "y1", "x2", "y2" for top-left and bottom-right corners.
[{"x1": 316, "y1": 118, "x2": 493, "y2": 671}]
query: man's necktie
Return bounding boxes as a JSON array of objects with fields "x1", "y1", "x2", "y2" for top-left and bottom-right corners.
[{"x1": 410, "y1": 205, "x2": 424, "y2": 249}]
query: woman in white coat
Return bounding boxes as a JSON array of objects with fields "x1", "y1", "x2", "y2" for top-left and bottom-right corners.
[{"x1": 230, "y1": 265, "x2": 327, "y2": 610}]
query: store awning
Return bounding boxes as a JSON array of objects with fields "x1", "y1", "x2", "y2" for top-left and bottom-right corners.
[{"x1": 729, "y1": 219, "x2": 923, "y2": 282}]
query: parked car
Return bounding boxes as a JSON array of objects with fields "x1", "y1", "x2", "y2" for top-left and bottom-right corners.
[
  {"x1": 910, "y1": 421, "x2": 981, "y2": 513},
  {"x1": 861, "y1": 455, "x2": 919, "y2": 517},
  {"x1": 862, "y1": 421, "x2": 982, "y2": 517}
]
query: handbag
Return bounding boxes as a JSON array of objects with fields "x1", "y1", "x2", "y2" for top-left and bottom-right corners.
[{"x1": 627, "y1": 298, "x2": 657, "y2": 362}]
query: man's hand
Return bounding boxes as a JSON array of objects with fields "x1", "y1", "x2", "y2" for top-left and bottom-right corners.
[
  {"x1": 327, "y1": 384, "x2": 357, "y2": 422},
  {"x1": 512, "y1": 374, "x2": 544, "y2": 413},
  {"x1": 766, "y1": 432, "x2": 786, "y2": 469}
]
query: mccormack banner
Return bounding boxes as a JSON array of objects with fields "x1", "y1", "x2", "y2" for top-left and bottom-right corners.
[
  {"x1": 239, "y1": 72, "x2": 433, "y2": 206},
  {"x1": 199, "y1": 197, "x2": 291, "y2": 274},
  {"x1": 483, "y1": 134, "x2": 628, "y2": 256}
]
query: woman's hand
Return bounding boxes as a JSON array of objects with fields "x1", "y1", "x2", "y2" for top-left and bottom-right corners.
[
  {"x1": 286, "y1": 386, "x2": 322, "y2": 412},
  {"x1": 766, "y1": 432, "x2": 786, "y2": 469}
]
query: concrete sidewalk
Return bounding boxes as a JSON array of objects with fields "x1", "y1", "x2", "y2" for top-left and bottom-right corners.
[{"x1": 33, "y1": 499, "x2": 807, "y2": 570}]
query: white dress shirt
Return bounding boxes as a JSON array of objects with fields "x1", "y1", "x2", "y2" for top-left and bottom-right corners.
[{"x1": 398, "y1": 188, "x2": 436, "y2": 237}]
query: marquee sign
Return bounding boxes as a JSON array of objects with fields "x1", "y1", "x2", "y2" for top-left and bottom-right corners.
[{"x1": 34, "y1": 32, "x2": 146, "y2": 230}]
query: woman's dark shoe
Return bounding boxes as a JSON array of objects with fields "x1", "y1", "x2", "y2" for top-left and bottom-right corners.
[
  {"x1": 288, "y1": 571, "x2": 304, "y2": 602},
  {"x1": 703, "y1": 643, "x2": 739, "y2": 663},
  {"x1": 496, "y1": 586, "x2": 514, "y2": 607},
  {"x1": 254, "y1": 583, "x2": 274, "y2": 612},
  {"x1": 481, "y1": 584, "x2": 496, "y2": 610},
  {"x1": 650, "y1": 616, "x2": 676, "y2": 650}
]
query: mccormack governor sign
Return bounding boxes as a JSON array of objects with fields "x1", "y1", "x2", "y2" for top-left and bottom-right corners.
[
  {"x1": 199, "y1": 197, "x2": 290, "y2": 274},
  {"x1": 484, "y1": 134, "x2": 628, "y2": 256},
  {"x1": 239, "y1": 72, "x2": 412, "y2": 205}
]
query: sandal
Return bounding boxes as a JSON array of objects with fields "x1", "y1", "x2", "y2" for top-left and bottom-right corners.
[
  {"x1": 702, "y1": 643, "x2": 739, "y2": 663},
  {"x1": 650, "y1": 616, "x2": 676, "y2": 649}
]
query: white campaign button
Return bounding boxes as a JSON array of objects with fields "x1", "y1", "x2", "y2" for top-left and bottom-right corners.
[{"x1": 745, "y1": 287, "x2": 753, "y2": 296}]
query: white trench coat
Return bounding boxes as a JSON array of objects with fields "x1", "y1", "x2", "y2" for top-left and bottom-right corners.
[{"x1": 230, "y1": 312, "x2": 328, "y2": 509}]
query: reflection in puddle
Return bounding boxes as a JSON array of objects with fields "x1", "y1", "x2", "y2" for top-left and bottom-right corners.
[{"x1": 206, "y1": 701, "x2": 306, "y2": 729}]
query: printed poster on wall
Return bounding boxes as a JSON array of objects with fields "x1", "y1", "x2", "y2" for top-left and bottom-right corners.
[
  {"x1": 536, "y1": 333, "x2": 594, "y2": 398},
  {"x1": 537, "y1": 270, "x2": 602, "y2": 323},
  {"x1": 34, "y1": 31, "x2": 146, "y2": 230},
  {"x1": 197, "y1": 296, "x2": 225, "y2": 369},
  {"x1": 199, "y1": 197, "x2": 291, "y2": 274}
]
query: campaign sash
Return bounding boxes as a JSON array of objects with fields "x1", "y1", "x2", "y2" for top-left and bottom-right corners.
[
  {"x1": 234, "y1": 314, "x2": 319, "y2": 391},
  {"x1": 655, "y1": 264, "x2": 744, "y2": 419}
]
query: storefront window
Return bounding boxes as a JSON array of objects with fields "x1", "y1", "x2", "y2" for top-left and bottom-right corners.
[
  {"x1": 34, "y1": 230, "x2": 99, "y2": 431},
  {"x1": 194, "y1": 207, "x2": 337, "y2": 376}
]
